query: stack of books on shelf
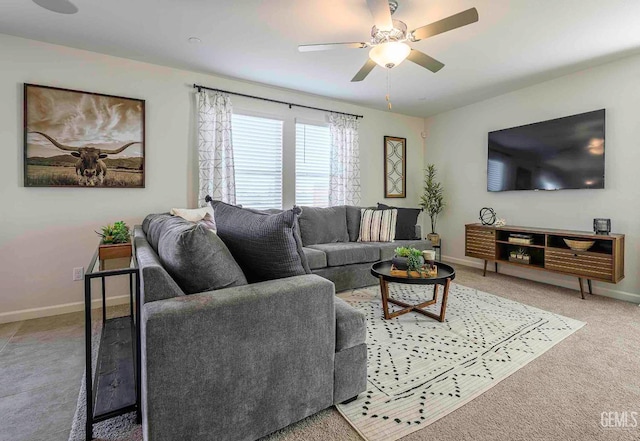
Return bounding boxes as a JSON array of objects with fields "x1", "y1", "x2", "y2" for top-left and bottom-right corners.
[{"x1": 508, "y1": 233, "x2": 534, "y2": 245}]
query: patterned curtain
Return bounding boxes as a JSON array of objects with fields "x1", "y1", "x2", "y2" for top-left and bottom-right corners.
[
  {"x1": 329, "y1": 113, "x2": 361, "y2": 206},
  {"x1": 197, "y1": 90, "x2": 236, "y2": 207}
]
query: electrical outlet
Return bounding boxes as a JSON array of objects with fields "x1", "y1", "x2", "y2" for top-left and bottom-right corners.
[{"x1": 73, "y1": 267, "x2": 84, "y2": 281}]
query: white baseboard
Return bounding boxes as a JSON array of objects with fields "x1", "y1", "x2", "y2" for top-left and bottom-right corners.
[
  {"x1": 0, "y1": 295, "x2": 131, "y2": 325},
  {"x1": 444, "y1": 255, "x2": 640, "y2": 304}
]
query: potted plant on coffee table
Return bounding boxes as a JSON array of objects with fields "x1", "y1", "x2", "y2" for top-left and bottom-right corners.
[
  {"x1": 420, "y1": 164, "x2": 445, "y2": 246},
  {"x1": 96, "y1": 221, "x2": 132, "y2": 269},
  {"x1": 392, "y1": 246, "x2": 425, "y2": 271}
]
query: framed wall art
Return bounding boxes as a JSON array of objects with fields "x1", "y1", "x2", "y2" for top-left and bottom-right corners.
[
  {"x1": 24, "y1": 83, "x2": 145, "y2": 187},
  {"x1": 384, "y1": 136, "x2": 406, "y2": 198}
]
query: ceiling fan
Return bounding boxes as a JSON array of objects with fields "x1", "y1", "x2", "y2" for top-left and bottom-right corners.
[{"x1": 298, "y1": 0, "x2": 479, "y2": 82}]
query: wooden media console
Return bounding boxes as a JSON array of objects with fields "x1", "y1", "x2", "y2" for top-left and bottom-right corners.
[{"x1": 465, "y1": 224, "x2": 625, "y2": 299}]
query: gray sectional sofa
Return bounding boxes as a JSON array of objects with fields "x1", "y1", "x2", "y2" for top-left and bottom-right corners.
[
  {"x1": 134, "y1": 212, "x2": 367, "y2": 441},
  {"x1": 134, "y1": 203, "x2": 430, "y2": 441},
  {"x1": 298, "y1": 205, "x2": 433, "y2": 292}
]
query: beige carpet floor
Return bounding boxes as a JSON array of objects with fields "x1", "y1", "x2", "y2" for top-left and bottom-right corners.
[
  {"x1": 4, "y1": 263, "x2": 637, "y2": 440},
  {"x1": 265, "y1": 264, "x2": 640, "y2": 441}
]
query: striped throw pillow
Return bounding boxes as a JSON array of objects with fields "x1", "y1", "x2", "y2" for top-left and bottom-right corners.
[{"x1": 358, "y1": 208, "x2": 397, "y2": 242}]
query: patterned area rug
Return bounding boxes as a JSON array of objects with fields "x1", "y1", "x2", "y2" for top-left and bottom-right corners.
[
  {"x1": 336, "y1": 283, "x2": 585, "y2": 441},
  {"x1": 69, "y1": 283, "x2": 584, "y2": 441}
]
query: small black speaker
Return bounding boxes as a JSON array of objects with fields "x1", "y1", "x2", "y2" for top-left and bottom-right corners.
[{"x1": 593, "y1": 218, "x2": 611, "y2": 235}]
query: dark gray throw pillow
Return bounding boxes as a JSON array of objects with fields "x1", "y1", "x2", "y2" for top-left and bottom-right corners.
[
  {"x1": 142, "y1": 212, "x2": 171, "y2": 252},
  {"x1": 143, "y1": 214, "x2": 248, "y2": 294},
  {"x1": 345, "y1": 206, "x2": 364, "y2": 242},
  {"x1": 208, "y1": 200, "x2": 311, "y2": 283},
  {"x1": 377, "y1": 203, "x2": 421, "y2": 240},
  {"x1": 297, "y1": 206, "x2": 350, "y2": 246}
]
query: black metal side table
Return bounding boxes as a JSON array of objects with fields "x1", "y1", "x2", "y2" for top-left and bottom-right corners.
[{"x1": 84, "y1": 243, "x2": 141, "y2": 440}]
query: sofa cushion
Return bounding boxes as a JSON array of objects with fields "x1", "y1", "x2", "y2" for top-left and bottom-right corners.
[
  {"x1": 358, "y1": 208, "x2": 397, "y2": 242},
  {"x1": 143, "y1": 212, "x2": 217, "y2": 249},
  {"x1": 377, "y1": 203, "x2": 421, "y2": 240},
  {"x1": 308, "y1": 243, "x2": 380, "y2": 267},
  {"x1": 345, "y1": 206, "x2": 364, "y2": 242},
  {"x1": 142, "y1": 212, "x2": 170, "y2": 252},
  {"x1": 334, "y1": 297, "x2": 366, "y2": 351},
  {"x1": 134, "y1": 227, "x2": 186, "y2": 303},
  {"x1": 303, "y1": 247, "x2": 327, "y2": 270},
  {"x1": 298, "y1": 206, "x2": 349, "y2": 246},
  {"x1": 142, "y1": 214, "x2": 248, "y2": 295},
  {"x1": 209, "y1": 200, "x2": 311, "y2": 283},
  {"x1": 312, "y1": 262, "x2": 379, "y2": 293},
  {"x1": 363, "y1": 239, "x2": 433, "y2": 261}
]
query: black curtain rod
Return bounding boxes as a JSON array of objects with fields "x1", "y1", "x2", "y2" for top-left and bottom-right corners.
[{"x1": 193, "y1": 84, "x2": 363, "y2": 119}]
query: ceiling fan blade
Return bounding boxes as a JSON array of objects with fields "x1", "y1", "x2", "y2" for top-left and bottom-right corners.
[
  {"x1": 411, "y1": 8, "x2": 479, "y2": 41},
  {"x1": 367, "y1": 0, "x2": 393, "y2": 30},
  {"x1": 351, "y1": 59, "x2": 378, "y2": 82},
  {"x1": 407, "y1": 49, "x2": 445, "y2": 73},
  {"x1": 298, "y1": 42, "x2": 368, "y2": 52}
]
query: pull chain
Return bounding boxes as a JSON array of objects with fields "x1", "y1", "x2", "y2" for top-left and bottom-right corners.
[{"x1": 385, "y1": 69, "x2": 392, "y2": 111}]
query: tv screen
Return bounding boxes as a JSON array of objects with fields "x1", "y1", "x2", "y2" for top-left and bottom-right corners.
[{"x1": 487, "y1": 109, "x2": 605, "y2": 191}]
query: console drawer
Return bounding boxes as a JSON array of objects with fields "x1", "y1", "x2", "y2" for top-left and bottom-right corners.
[
  {"x1": 545, "y1": 249, "x2": 613, "y2": 280},
  {"x1": 465, "y1": 227, "x2": 495, "y2": 260}
]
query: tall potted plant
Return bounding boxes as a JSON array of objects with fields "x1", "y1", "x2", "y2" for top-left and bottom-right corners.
[{"x1": 420, "y1": 164, "x2": 445, "y2": 246}]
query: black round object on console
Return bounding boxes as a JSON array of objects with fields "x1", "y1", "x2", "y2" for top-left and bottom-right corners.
[{"x1": 479, "y1": 207, "x2": 496, "y2": 225}]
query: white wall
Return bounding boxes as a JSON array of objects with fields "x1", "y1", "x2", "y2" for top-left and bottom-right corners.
[
  {"x1": 0, "y1": 34, "x2": 426, "y2": 322},
  {"x1": 424, "y1": 53, "x2": 640, "y2": 303}
]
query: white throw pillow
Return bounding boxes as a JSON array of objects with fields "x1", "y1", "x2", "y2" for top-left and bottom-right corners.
[
  {"x1": 358, "y1": 208, "x2": 397, "y2": 242},
  {"x1": 171, "y1": 207, "x2": 216, "y2": 233}
]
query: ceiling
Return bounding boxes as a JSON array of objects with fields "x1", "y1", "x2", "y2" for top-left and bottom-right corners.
[{"x1": 2, "y1": 0, "x2": 640, "y2": 117}]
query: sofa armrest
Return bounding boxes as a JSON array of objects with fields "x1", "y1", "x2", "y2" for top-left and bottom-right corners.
[{"x1": 142, "y1": 274, "x2": 336, "y2": 441}]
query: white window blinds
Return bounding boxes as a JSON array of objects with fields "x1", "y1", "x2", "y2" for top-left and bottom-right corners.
[
  {"x1": 295, "y1": 123, "x2": 331, "y2": 207},
  {"x1": 231, "y1": 114, "x2": 283, "y2": 210},
  {"x1": 487, "y1": 158, "x2": 505, "y2": 192}
]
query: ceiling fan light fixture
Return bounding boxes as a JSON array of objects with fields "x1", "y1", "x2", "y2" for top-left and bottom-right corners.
[{"x1": 369, "y1": 42, "x2": 411, "y2": 69}]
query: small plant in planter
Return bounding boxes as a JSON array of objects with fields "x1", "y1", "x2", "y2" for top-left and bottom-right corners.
[
  {"x1": 96, "y1": 221, "x2": 132, "y2": 267},
  {"x1": 394, "y1": 247, "x2": 414, "y2": 258},
  {"x1": 392, "y1": 246, "x2": 424, "y2": 271},
  {"x1": 406, "y1": 254, "x2": 424, "y2": 276},
  {"x1": 97, "y1": 221, "x2": 131, "y2": 245}
]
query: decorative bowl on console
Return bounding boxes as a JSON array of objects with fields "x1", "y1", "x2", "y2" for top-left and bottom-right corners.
[{"x1": 563, "y1": 238, "x2": 595, "y2": 252}]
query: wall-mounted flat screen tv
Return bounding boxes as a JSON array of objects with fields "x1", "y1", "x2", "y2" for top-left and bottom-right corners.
[{"x1": 487, "y1": 109, "x2": 605, "y2": 191}]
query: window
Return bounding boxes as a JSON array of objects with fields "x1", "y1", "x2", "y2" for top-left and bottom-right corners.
[
  {"x1": 231, "y1": 114, "x2": 283, "y2": 210},
  {"x1": 295, "y1": 123, "x2": 331, "y2": 207},
  {"x1": 487, "y1": 158, "x2": 505, "y2": 192}
]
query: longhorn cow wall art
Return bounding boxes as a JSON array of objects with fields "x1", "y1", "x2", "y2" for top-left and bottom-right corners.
[{"x1": 24, "y1": 84, "x2": 145, "y2": 187}]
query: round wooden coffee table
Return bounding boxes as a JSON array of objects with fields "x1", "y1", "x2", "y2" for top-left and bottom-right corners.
[{"x1": 370, "y1": 260, "x2": 456, "y2": 322}]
